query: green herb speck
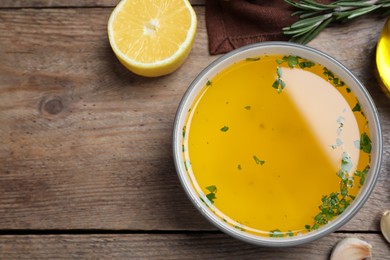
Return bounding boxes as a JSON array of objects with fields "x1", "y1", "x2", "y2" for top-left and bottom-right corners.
[
  {"x1": 206, "y1": 80, "x2": 212, "y2": 86},
  {"x1": 238, "y1": 164, "x2": 242, "y2": 170},
  {"x1": 269, "y1": 229, "x2": 284, "y2": 238},
  {"x1": 253, "y1": 155, "x2": 265, "y2": 166},
  {"x1": 205, "y1": 185, "x2": 217, "y2": 204},
  {"x1": 206, "y1": 193, "x2": 216, "y2": 204},
  {"x1": 272, "y1": 67, "x2": 286, "y2": 93},
  {"x1": 287, "y1": 55, "x2": 299, "y2": 68},
  {"x1": 276, "y1": 67, "x2": 282, "y2": 77},
  {"x1": 182, "y1": 126, "x2": 186, "y2": 138},
  {"x1": 246, "y1": 57, "x2": 260, "y2": 61},
  {"x1": 352, "y1": 102, "x2": 361, "y2": 112},
  {"x1": 340, "y1": 152, "x2": 353, "y2": 173},
  {"x1": 305, "y1": 225, "x2": 311, "y2": 232},
  {"x1": 220, "y1": 126, "x2": 229, "y2": 132},
  {"x1": 299, "y1": 61, "x2": 315, "y2": 69},
  {"x1": 206, "y1": 185, "x2": 217, "y2": 193},
  {"x1": 354, "y1": 166, "x2": 369, "y2": 186},
  {"x1": 323, "y1": 67, "x2": 345, "y2": 87},
  {"x1": 286, "y1": 230, "x2": 294, "y2": 237},
  {"x1": 244, "y1": 106, "x2": 251, "y2": 110},
  {"x1": 359, "y1": 132, "x2": 372, "y2": 153}
]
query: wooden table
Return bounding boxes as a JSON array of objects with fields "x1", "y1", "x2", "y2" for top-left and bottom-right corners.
[{"x1": 0, "y1": 1, "x2": 389, "y2": 259}]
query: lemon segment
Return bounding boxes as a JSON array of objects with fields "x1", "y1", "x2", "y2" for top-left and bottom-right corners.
[
  {"x1": 376, "y1": 18, "x2": 390, "y2": 96},
  {"x1": 108, "y1": 0, "x2": 197, "y2": 77}
]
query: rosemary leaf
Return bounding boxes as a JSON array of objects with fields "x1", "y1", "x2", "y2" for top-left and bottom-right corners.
[{"x1": 284, "y1": 0, "x2": 390, "y2": 44}]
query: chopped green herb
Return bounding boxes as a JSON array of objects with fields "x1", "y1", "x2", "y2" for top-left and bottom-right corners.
[
  {"x1": 269, "y1": 229, "x2": 284, "y2": 238},
  {"x1": 312, "y1": 223, "x2": 320, "y2": 230},
  {"x1": 276, "y1": 67, "x2": 282, "y2": 77},
  {"x1": 205, "y1": 185, "x2": 217, "y2": 204},
  {"x1": 246, "y1": 57, "x2": 260, "y2": 61},
  {"x1": 355, "y1": 166, "x2": 369, "y2": 186},
  {"x1": 352, "y1": 102, "x2": 361, "y2": 112},
  {"x1": 206, "y1": 185, "x2": 217, "y2": 193},
  {"x1": 234, "y1": 223, "x2": 246, "y2": 231},
  {"x1": 220, "y1": 126, "x2": 229, "y2": 132},
  {"x1": 182, "y1": 144, "x2": 185, "y2": 152},
  {"x1": 305, "y1": 225, "x2": 311, "y2": 232},
  {"x1": 340, "y1": 152, "x2": 353, "y2": 173},
  {"x1": 182, "y1": 126, "x2": 186, "y2": 138},
  {"x1": 280, "y1": 80, "x2": 286, "y2": 89},
  {"x1": 206, "y1": 193, "x2": 216, "y2": 203},
  {"x1": 287, "y1": 55, "x2": 299, "y2": 68},
  {"x1": 206, "y1": 80, "x2": 212, "y2": 86},
  {"x1": 323, "y1": 67, "x2": 345, "y2": 87},
  {"x1": 238, "y1": 164, "x2": 242, "y2": 170},
  {"x1": 272, "y1": 79, "x2": 280, "y2": 89},
  {"x1": 308, "y1": 152, "x2": 358, "y2": 230},
  {"x1": 286, "y1": 230, "x2": 294, "y2": 237},
  {"x1": 253, "y1": 155, "x2": 265, "y2": 166},
  {"x1": 337, "y1": 116, "x2": 345, "y2": 128},
  {"x1": 346, "y1": 88, "x2": 351, "y2": 93},
  {"x1": 299, "y1": 61, "x2": 315, "y2": 69},
  {"x1": 272, "y1": 67, "x2": 286, "y2": 93},
  {"x1": 276, "y1": 55, "x2": 315, "y2": 69},
  {"x1": 359, "y1": 132, "x2": 372, "y2": 153},
  {"x1": 244, "y1": 106, "x2": 251, "y2": 110}
]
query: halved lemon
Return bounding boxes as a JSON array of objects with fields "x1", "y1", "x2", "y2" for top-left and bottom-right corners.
[{"x1": 108, "y1": 0, "x2": 197, "y2": 77}]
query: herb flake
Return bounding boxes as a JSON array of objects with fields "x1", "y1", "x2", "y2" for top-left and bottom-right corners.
[
  {"x1": 272, "y1": 67, "x2": 286, "y2": 94},
  {"x1": 323, "y1": 67, "x2": 345, "y2": 87},
  {"x1": 246, "y1": 57, "x2": 260, "y2": 61},
  {"x1": 269, "y1": 229, "x2": 284, "y2": 238},
  {"x1": 205, "y1": 185, "x2": 217, "y2": 204},
  {"x1": 352, "y1": 102, "x2": 361, "y2": 112},
  {"x1": 253, "y1": 155, "x2": 265, "y2": 166},
  {"x1": 220, "y1": 126, "x2": 229, "y2": 132},
  {"x1": 359, "y1": 132, "x2": 372, "y2": 153}
]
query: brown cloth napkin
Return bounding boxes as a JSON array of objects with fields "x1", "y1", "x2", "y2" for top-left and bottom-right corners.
[{"x1": 206, "y1": 0, "x2": 331, "y2": 55}]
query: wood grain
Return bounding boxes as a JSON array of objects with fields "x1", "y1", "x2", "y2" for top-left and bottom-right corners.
[
  {"x1": 0, "y1": 3, "x2": 389, "y2": 235},
  {"x1": 0, "y1": 0, "x2": 205, "y2": 8},
  {"x1": 0, "y1": 2, "x2": 389, "y2": 260},
  {"x1": 0, "y1": 233, "x2": 389, "y2": 259}
]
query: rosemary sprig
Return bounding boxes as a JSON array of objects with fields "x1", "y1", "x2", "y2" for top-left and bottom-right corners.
[{"x1": 284, "y1": 0, "x2": 390, "y2": 44}]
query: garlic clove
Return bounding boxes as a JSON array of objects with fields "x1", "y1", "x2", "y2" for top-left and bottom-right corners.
[
  {"x1": 330, "y1": 237, "x2": 372, "y2": 260},
  {"x1": 380, "y1": 210, "x2": 390, "y2": 244}
]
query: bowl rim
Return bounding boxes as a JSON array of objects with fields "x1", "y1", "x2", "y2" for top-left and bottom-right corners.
[{"x1": 172, "y1": 41, "x2": 383, "y2": 247}]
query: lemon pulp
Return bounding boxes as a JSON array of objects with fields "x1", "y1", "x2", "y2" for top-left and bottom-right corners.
[{"x1": 108, "y1": 0, "x2": 197, "y2": 77}]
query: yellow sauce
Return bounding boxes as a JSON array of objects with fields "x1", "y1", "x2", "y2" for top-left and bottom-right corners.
[{"x1": 183, "y1": 55, "x2": 371, "y2": 237}]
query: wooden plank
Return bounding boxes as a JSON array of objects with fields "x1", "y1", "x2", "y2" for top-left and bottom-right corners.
[
  {"x1": 0, "y1": 7, "x2": 389, "y2": 232},
  {"x1": 0, "y1": 233, "x2": 388, "y2": 259},
  {"x1": 0, "y1": 0, "x2": 205, "y2": 8}
]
